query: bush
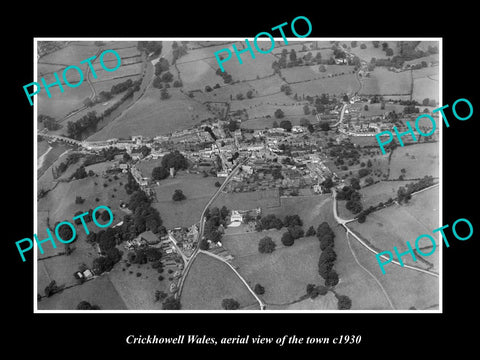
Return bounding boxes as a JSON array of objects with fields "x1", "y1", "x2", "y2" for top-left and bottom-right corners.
[
  {"x1": 254, "y1": 284, "x2": 265, "y2": 295},
  {"x1": 281, "y1": 231, "x2": 294, "y2": 246},
  {"x1": 258, "y1": 236, "x2": 276, "y2": 253},
  {"x1": 221, "y1": 298, "x2": 240, "y2": 310},
  {"x1": 337, "y1": 295, "x2": 352, "y2": 310}
]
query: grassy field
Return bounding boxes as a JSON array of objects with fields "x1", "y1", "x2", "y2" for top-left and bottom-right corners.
[
  {"x1": 37, "y1": 275, "x2": 128, "y2": 310},
  {"x1": 37, "y1": 165, "x2": 130, "y2": 227},
  {"x1": 348, "y1": 202, "x2": 437, "y2": 270},
  {"x1": 345, "y1": 41, "x2": 401, "y2": 62},
  {"x1": 282, "y1": 64, "x2": 355, "y2": 83},
  {"x1": 106, "y1": 256, "x2": 168, "y2": 310},
  {"x1": 412, "y1": 77, "x2": 439, "y2": 104},
  {"x1": 181, "y1": 252, "x2": 259, "y2": 310},
  {"x1": 359, "y1": 180, "x2": 411, "y2": 208},
  {"x1": 291, "y1": 73, "x2": 359, "y2": 96},
  {"x1": 177, "y1": 60, "x2": 220, "y2": 91},
  {"x1": 269, "y1": 291, "x2": 338, "y2": 310},
  {"x1": 212, "y1": 189, "x2": 280, "y2": 211},
  {"x1": 247, "y1": 75, "x2": 286, "y2": 96},
  {"x1": 360, "y1": 67, "x2": 411, "y2": 95},
  {"x1": 230, "y1": 92, "x2": 305, "y2": 119},
  {"x1": 348, "y1": 237, "x2": 439, "y2": 310},
  {"x1": 203, "y1": 42, "x2": 276, "y2": 81},
  {"x1": 265, "y1": 194, "x2": 331, "y2": 230},
  {"x1": 151, "y1": 172, "x2": 220, "y2": 229},
  {"x1": 87, "y1": 86, "x2": 213, "y2": 140},
  {"x1": 224, "y1": 231, "x2": 322, "y2": 305},
  {"x1": 388, "y1": 142, "x2": 439, "y2": 179}
]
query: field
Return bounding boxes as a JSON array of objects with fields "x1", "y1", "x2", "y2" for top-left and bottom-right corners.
[
  {"x1": 87, "y1": 87, "x2": 213, "y2": 140},
  {"x1": 388, "y1": 142, "x2": 439, "y2": 179},
  {"x1": 246, "y1": 75, "x2": 285, "y2": 96},
  {"x1": 412, "y1": 77, "x2": 439, "y2": 104},
  {"x1": 106, "y1": 256, "x2": 168, "y2": 310},
  {"x1": 348, "y1": 237, "x2": 439, "y2": 310},
  {"x1": 359, "y1": 180, "x2": 411, "y2": 208},
  {"x1": 345, "y1": 41, "x2": 401, "y2": 62},
  {"x1": 348, "y1": 202, "x2": 438, "y2": 270},
  {"x1": 226, "y1": 234, "x2": 323, "y2": 304},
  {"x1": 311, "y1": 197, "x2": 395, "y2": 310},
  {"x1": 151, "y1": 172, "x2": 221, "y2": 229},
  {"x1": 212, "y1": 189, "x2": 280, "y2": 211},
  {"x1": 282, "y1": 64, "x2": 355, "y2": 83},
  {"x1": 269, "y1": 291, "x2": 338, "y2": 310},
  {"x1": 177, "y1": 60, "x2": 220, "y2": 91},
  {"x1": 230, "y1": 92, "x2": 306, "y2": 119},
  {"x1": 350, "y1": 102, "x2": 406, "y2": 117},
  {"x1": 359, "y1": 68, "x2": 411, "y2": 95},
  {"x1": 37, "y1": 275, "x2": 128, "y2": 310},
  {"x1": 181, "y1": 252, "x2": 259, "y2": 310},
  {"x1": 37, "y1": 164, "x2": 130, "y2": 228},
  {"x1": 203, "y1": 41, "x2": 277, "y2": 81},
  {"x1": 291, "y1": 73, "x2": 359, "y2": 96}
]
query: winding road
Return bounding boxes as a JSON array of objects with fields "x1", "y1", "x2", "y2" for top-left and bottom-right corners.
[{"x1": 332, "y1": 188, "x2": 439, "y2": 277}]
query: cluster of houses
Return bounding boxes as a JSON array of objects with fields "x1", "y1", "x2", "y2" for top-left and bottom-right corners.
[{"x1": 167, "y1": 225, "x2": 198, "y2": 258}]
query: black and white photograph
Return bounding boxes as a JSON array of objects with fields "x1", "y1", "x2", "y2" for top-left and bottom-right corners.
[
  {"x1": 5, "y1": 5, "x2": 478, "y2": 356},
  {"x1": 34, "y1": 38, "x2": 441, "y2": 312}
]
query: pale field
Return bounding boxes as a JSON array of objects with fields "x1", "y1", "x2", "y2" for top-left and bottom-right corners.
[
  {"x1": 87, "y1": 87, "x2": 214, "y2": 140},
  {"x1": 106, "y1": 255, "x2": 168, "y2": 310},
  {"x1": 37, "y1": 274, "x2": 128, "y2": 310},
  {"x1": 229, "y1": 235, "x2": 323, "y2": 305},
  {"x1": 359, "y1": 67, "x2": 411, "y2": 95},
  {"x1": 281, "y1": 64, "x2": 356, "y2": 83},
  {"x1": 246, "y1": 75, "x2": 286, "y2": 96},
  {"x1": 360, "y1": 180, "x2": 412, "y2": 209},
  {"x1": 388, "y1": 142, "x2": 439, "y2": 179},
  {"x1": 204, "y1": 44, "x2": 276, "y2": 81},
  {"x1": 181, "y1": 252, "x2": 259, "y2": 310},
  {"x1": 291, "y1": 73, "x2": 359, "y2": 96},
  {"x1": 348, "y1": 201, "x2": 438, "y2": 270},
  {"x1": 177, "y1": 59, "x2": 220, "y2": 91},
  {"x1": 412, "y1": 77, "x2": 439, "y2": 104},
  {"x1": 348, "y1": 237, "x2": 439, "y2": 310},
  {"x1": 212, "y1": 189, "x2": 280, "y2": 211}
]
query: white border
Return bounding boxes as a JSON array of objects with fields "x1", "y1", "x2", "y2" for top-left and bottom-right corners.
[{"x1": 34, "y1": 37, "x2": 442, "y2": 314}]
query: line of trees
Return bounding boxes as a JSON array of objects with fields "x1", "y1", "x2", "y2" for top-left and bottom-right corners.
[
  {"x1": 316, "y1": 222, "x2": 339, "y2": 287},
  {"x1": 398, "y1": 175, "x2": 435, "y2": 204}
]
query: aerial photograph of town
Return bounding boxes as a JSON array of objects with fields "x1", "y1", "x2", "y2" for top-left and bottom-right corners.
[{"x1": 35, "y1": 39, "x2": 440, "y2": 311}]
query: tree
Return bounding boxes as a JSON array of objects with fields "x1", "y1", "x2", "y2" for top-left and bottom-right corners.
[
  {"x1": 172, "y1": 189, "x2": 186, "y2": 201},
  {"x1": 254, "y1": 284, "x2": 265, "y2": 295},
  {"x1": 289, "y1": 49, "x2": 297, "y2": 62},
  {"x1": 57, "y1": 223, "x2": 74, "y2": 243},
  {"x1": 364, "y1": 104, "x2": 369, "y2": 111},
  {"x1": 337, "y1": 295, "x2": 352, "y2": 310},
  {"x1": 222, "y1": 298, "x2": 240, "y2": 310},
  {"x1": 365, "y1": 177, "x2": 374, "y2": 186},
  {"x1": 236, "y1": 93, "x2": 244, "y2": 100},
  {"x1": 319, "y1": 64, "x2": 326, "y2": 72},
  {"x1": 76, "y1": 301, "x2": 100, "y2": 310},
  {"x1": 160, "y1": 87, "x2": 170, "y2": 100},
  {"x1": 162, "y1": 296, "x2": 181, "y2": 310},
  {"x1": 300, "y1": 118, "x2": 310, "y2": 127},
  {"x1": 161, "y1": 71, "x2": 173, "y2": 82},
  {"x1": 357, "y1": 213, "x2": 366, "y2": 223},
  {"x1": 272, "y1": 120, "x2": 279, "y2": 128},
  {"x1": 385, "y1": 48, "x2": 394, "y2": 56},
  {"x1": 75, "y1": 196, "x2": 85, "y2": 204},
  {"x1": 258, "y1": 236, "x2": 276, "y2": 253},
  {"x1": 358, "y1": 168, "x2": 371, "y2": 178},
  {"x1": 281, "y1": 231, "x2": 294, "y2": 246},
  {"x1": 303, "y1": 104, "x2": 310, "y2": 115},
  {"x1": 325, "y1": 269, "x2": 339, "y2": 287},
  {"x1": 173, "y1": 80, "x2": 182, "y2": 87},
  {"x1": 199, "y1": 239, "x2": 209, "y2": 250},
  {"x1": 214, "y1": 181, "x2": 221, "y2": 187},
  {"x1": 279, "y1": 120, "x2": 292, "y2": 132},
  {"x1": 152, "y1": 166, "x2": 169, "y2": 180},
  {"x1": 319, "y1": 121, "x2": 330, "y2": 131},
  {"x1": 246, "y1": 90, "x2": 254, "y2": 99},
  {"x1": 306, "y1": 226, "x2": 316, "y2": 237},
  {"x1": 360, "y1": 43, "x2": 367, "y2": 49},
  {"x1": 154, "y1": 290, "x2": 168, "y2": 302},
  {"x1": 274, "y1": 109, "x2": 285, "y2": 119},
  {"x1": 288, "y1": 225, "x2": 304, "y2": 240}
]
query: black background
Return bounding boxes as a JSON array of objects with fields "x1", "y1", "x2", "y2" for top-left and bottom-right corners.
[{"x1": 5, "y1": 3, "x2": 477, "y2": 356}]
